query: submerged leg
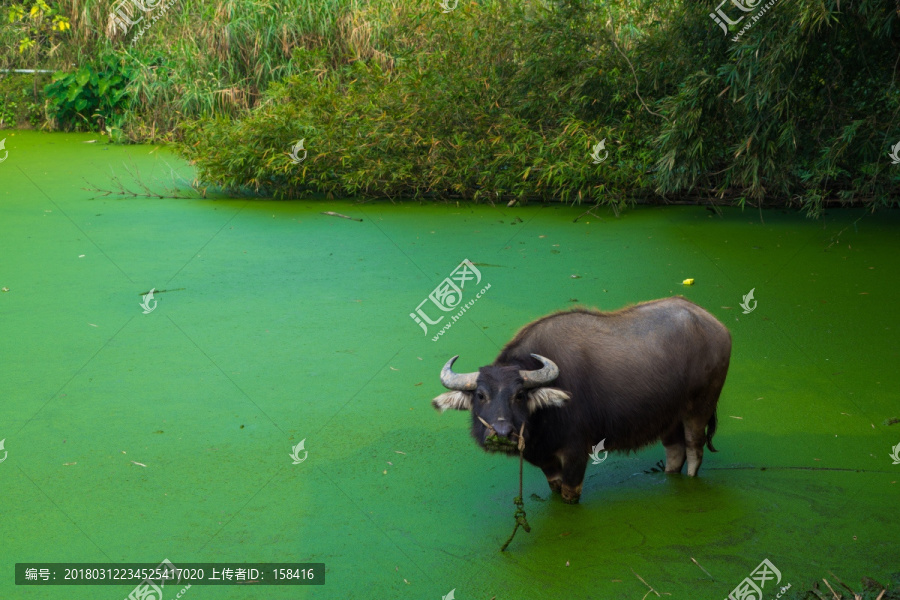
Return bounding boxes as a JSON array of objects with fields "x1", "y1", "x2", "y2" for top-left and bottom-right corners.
[
  {"x1": 684, "y1": 416, "x2": 708, "y2": 476},
  {"x1": 661, "y1": 423, "x2": 686, "y2": 474},
  {"x1": 559, "y1": 452, "x2": 588, "y2": 504},
  {"x1": 540, "y1": 455, "x2": 563, "y2": 494},
  {"x1": 541, "y1": 465, "x2": 562, "y2": 494}
]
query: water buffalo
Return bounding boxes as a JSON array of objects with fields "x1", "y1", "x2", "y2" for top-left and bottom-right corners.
[{"x1": 431, "y1": 297, "x2": 731, "y2": 503}]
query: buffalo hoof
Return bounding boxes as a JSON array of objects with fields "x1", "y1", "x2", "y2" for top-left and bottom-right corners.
[{"x1": 561, "y1": 484, "x2": 582, "y2": 504}]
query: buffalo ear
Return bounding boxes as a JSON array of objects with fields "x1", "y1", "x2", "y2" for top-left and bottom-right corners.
[
  {"x1": 527, "y1": 387, "x2": 571, "y2": 412},
  {"x1": 432, "y1": 391, "x2": 473, "y2": 412}
]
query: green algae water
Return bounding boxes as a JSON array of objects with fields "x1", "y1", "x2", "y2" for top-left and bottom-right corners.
[{"x1": 1, "y1": 131, "x2": 898, "y2": 599}]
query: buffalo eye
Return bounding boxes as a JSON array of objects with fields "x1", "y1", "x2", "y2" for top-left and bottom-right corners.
[
  {"x1": 515, "y1": 390, "x2": 526, "y2": 402},
  {"x1": 475, "y1": 390, "x2": 486, "y2": 402}
]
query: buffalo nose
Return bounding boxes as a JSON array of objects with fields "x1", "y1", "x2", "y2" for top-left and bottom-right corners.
[{"x1": 493, "y1": 421, "x2": 513, "y2": 437}]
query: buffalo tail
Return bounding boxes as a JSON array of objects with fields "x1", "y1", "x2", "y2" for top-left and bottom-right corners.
[{"x1": 706, "y1": 411, "x2": 718, "y2": 452}]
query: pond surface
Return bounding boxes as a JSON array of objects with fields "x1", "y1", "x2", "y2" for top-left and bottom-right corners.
[{"x1": 1, "y1": 131, "x2": 898, "y2": 599}]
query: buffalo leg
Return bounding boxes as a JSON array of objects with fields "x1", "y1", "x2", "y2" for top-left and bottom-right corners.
[
  {"x1": 559, "y1": 452, "x2": 588, "y2": 504},
  {"x1": 683, "y1": 416, "x2": 708, "y2": 476},
  {"x1": 539, "y1": 454, "x2": 564, "y2": 494},
  {"x1": 541, "y1": 465, "x2": 563, "y2": 494},
  {"x1": 661, "y1": 424, "x2": 686, "y2": 474}
]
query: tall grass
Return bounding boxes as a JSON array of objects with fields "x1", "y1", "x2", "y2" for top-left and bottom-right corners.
[{"x1": 2, "y1": 0, "x2": 380, "y2": 139}]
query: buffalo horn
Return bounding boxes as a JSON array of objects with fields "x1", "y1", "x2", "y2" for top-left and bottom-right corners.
[
  {"x1": 519, "y1": 354, "x2": 560, "y2": 388},
  {"x1": 439, "y1": 355, "x2": 478, "y2": 391}
]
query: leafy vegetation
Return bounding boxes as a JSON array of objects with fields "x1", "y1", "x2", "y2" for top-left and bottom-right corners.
[
  {"x1": 1, "y1": 0, "x2": 357, "y2": 135},
  {"x1": 0, "y1": 74, "x2": 46, "y2": 128},
  {"x1": 43, "y1": 53, "x2": 132, "y2": 136},
  {"x1": 178, "y1": 0, "x2": 899, "y2": 214},
  {"x1": 5, "y1": 0, "x2": 70, "y2": 56},
  {"x1": 177, "y1": 0, "x2": 668, "y2": 206},
  {"x1": 653, "y1": 0, "x2": 900, "y2": 216},
  {"x1": 0, "y1": 0, "x2": 897, "y2": 213}
]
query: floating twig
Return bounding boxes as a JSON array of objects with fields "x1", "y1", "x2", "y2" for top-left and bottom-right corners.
[
  {"x1": 137, "y1": 287, "x2": 185, "y2": 296},
  {"x1": 810, "y1": 587, "x2": 829, "y2": 600},
  {"x1": 321, "y1": 211, "x2": 363, "y2": 222},
  {"x1": 573, "y1": 204, "x2": 604, "y2": 223},
  {"x1": 632, "y1": 568, "x2": 662, "y2": 600},
  {"x1": 822, "y1": 578, "x2": 840, "y2": 600},
  {"x1": 691, "y1": 557, "x2": 713, "y2": 580},
  {"x1": 824, "y1": 215, "x2": 866, "y2": 251},
  {"x1": 827, "y1": 572, "x2": 855, "y2": 596},
  {"x1": 83, "y1": 158, "x2": 204, "y2": 200}
]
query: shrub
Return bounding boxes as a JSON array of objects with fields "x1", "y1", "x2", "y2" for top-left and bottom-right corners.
[
  {"x1": 44, "y1": 52, "x2": 132, "y2": 134},
  {"x1": 178, "y1": 0, "x2": 658, "y2": 209},
  {"x1": 180, "y1": 0, "x2": 899, "y2": 213}
]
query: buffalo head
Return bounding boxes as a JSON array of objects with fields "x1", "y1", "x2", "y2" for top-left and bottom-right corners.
[{"x1": 431, "y1": 354, "x2": 571, "y2": 453}]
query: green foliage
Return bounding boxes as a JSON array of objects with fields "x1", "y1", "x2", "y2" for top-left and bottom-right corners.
[
  {"x1": 0, "y1": 74, "x2": 48, "y2": 128},
  {"x1": 43, "y1": 53, "x2": 132, "y2": 133},
  {"x1": 180, "y1": 0, "x2": 898, "y2": 213},
  {"x1": 4, "y1": 0, "x2": 898, "y2": 212},
  {"x1": 654, "y1": 0, "x2": 900, "y2": 216},
  {"x1": 3, "y1": 0, "x2": 367, "y2": 139},
  {"x1": 178, "y1": 0, "x2": 657, "y2": 208},
  {"x1": 5, "y1": 0, "x2": 70, "y2": 56},
  {"x1": 6, "y1": 0, "x2": 366, "y2": 141},
  {"x1": 0, "y1": 97, "x2": 16, "y2": 128}
]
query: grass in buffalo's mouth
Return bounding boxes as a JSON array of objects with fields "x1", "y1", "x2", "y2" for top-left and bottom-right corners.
[{"x1": 484, "y1": 435, "x2": 518, "y2": 452}]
